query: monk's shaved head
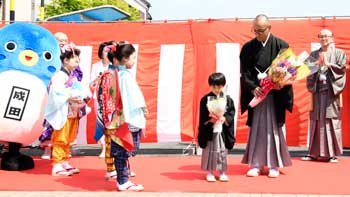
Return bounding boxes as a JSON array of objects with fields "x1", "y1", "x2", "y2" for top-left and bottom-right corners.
[
  {"x1": 318, "y1": 29, "x2": 334, "y2": 50},
  {"x1": 253, "y1": 14, "x2": 270, "y2": 27},
  {"x1": 318, "y1": 29, "x2": 333, "y2": 37},
  {"x1": 54, "y1": 32, "x2": 68, "y2": 41},
  {"x1": 54, "y1": 32, "x2": 68, "y2": 49},
  {"x1": 252, "y1": 14, "x2": 271, "y2": 42}
]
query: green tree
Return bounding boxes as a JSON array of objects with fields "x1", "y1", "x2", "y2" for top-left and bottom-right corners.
[{"x1": 45, "y1": 0, "x2": 141, "y2": 21}]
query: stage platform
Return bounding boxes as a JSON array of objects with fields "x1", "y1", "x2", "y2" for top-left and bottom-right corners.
[
  {"x1": 0, "y1": 154, "x2": 350, "y2": 196},
  {"x1": 21, "y1": 143, "x2": 350, "y2": 157}
]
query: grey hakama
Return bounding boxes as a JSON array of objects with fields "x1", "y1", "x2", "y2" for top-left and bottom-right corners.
[
  {"x1": 306, "y1": 48, "x2": 346, "y2": 158},
  {"x1": 242, "y1": 94, "x2": 292, "y2": 168},
  {"x1": 308, "y1": 84, "x2": 343, "y2": 158},
  {"x1": 201, "y1": 132, "x2": 228, "y2": 172}
]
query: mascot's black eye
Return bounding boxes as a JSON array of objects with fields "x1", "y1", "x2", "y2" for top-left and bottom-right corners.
[
  {"x1": 43, "y1": 51, "x2": 53, "y2": 61},
  {"x1": 4, "y1": 41, "x2": 17, "y2": 52}
]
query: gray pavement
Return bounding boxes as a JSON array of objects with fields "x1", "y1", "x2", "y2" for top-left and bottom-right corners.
[
  {"x1": 0, "y1": 192, "x2": 349, "y2": 197},
  {"x1": 18, "y1": 142, "x2": 350, "y2": 157}
]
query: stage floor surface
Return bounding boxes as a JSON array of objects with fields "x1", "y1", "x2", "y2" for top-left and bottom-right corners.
[{"x1": 0, "y1": 155, "x2": 350, "y2": 196}]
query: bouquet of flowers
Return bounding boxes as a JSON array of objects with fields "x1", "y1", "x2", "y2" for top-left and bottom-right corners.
[
  {"x1": 207, "y1": 95, "x2": 226, "y2": 133},
  {"x1": 249, "y1": 48, "x2": 317, "y2": 107}
]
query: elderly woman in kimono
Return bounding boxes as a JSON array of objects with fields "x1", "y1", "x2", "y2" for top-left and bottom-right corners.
[{"x1": 302, "y1": 29, "x2": 347, "y2": 163}]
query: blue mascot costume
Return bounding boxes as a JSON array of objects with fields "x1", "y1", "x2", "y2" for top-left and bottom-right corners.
[{"x1": 0, "y1": 23, "x2": 61, "y2": 170}]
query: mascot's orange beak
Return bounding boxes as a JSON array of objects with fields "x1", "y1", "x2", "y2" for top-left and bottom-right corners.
[
  {"x1": 25, "y1": 56, "x2": 32, "y2": 61},
  {"x1": 19, "y1": 50, "x2": 38, "y2": 67}
]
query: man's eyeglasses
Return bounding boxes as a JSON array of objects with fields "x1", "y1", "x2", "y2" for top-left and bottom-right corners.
[
  {"x1": 252, "y1": 27, "x2": 269, "y2": 34},
  {"x1": 318, "y1": 35, "x2": 332, "y2": 39}
]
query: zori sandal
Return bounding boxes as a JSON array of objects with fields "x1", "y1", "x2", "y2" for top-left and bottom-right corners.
[
  {"x1": 51, "y1": 169, "x2": 73, "y2": 176},
  {"x1": 117, "y1": 181, "x2": 144, "y2": 191}
]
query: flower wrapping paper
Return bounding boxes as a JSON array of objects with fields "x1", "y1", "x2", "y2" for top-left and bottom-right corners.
[{"x1": 249, "y1": 48, "x2": 317, "y2": 108}]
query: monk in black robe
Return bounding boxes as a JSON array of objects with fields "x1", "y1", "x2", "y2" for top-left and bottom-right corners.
[{"x1": 240, "y1": 14, "x2": 293, "y2": 178}]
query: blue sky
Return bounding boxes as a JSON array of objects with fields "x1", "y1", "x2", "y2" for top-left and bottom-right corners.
[{"x1": 149, "y1": 0, "x2": 350, "y2": 20}]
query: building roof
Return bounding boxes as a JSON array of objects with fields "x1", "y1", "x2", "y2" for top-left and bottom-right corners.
[
  {"x1": 45, "y1": 5, "x2": 130, "y2": 22},
  {"x1": 139, "y1": 0, "x2": 151, "y2": 8}
]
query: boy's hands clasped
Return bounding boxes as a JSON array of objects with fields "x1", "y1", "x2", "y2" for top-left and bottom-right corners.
[{"x1": 208, "y1": 113, "x2": 226, "y2": 124}]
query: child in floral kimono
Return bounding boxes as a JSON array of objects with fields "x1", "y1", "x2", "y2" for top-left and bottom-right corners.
[
  {"x1": 100, "y1": 43, "x2": 146, "y2": 191},
  {"x1": 197, "y1": 72, "x2": 235, "y2": 182}
]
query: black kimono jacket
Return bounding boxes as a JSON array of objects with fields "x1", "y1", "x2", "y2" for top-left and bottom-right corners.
[
  {"x1": 239, "y1": 34, "x2": 293, "y2": 127},
  {"x1": 197, "y1": 92, "x2": 236, "y2": 150}
]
